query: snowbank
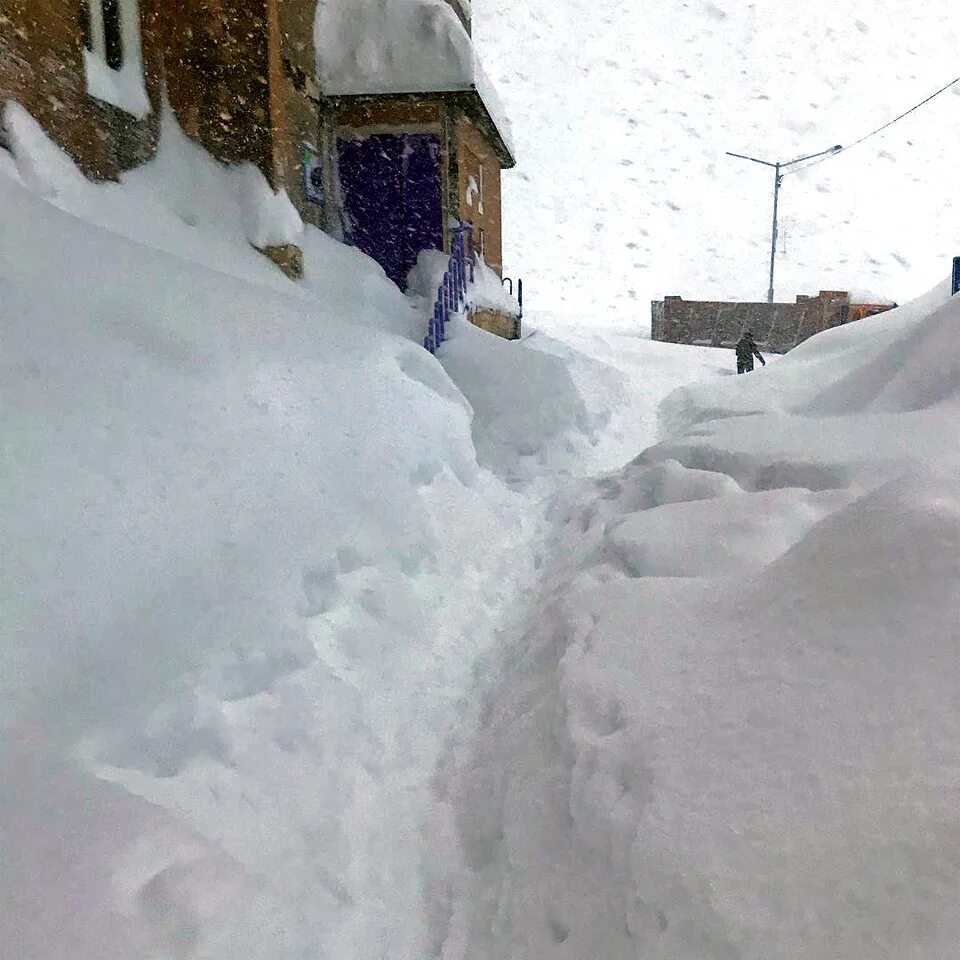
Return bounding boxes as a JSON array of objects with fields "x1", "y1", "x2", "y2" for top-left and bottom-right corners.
[
  {"x1": 0, "y1": 103, "x2": 525, "y2": 960},
  {"x1": 5, "y1": 96, "x2": 693, "y2": 960},
  {"x1": 438, "y1": 318, "x2": 594, "y2": 487},
  {"x1": 407, "y1": 248, "x2": 519, "y2": 315},
  {"x1": 314, "y1": 0, "x2": 515, "y2": 155},
  {"x1": 315, "y1": 0, "x2": 474, "y2": 95},
  {"x1": 3, "y1": 101, "x2": 303, "y2": 279},
  {"x1": 438, "y1": 287, "x2": 960, "y2": 957}
]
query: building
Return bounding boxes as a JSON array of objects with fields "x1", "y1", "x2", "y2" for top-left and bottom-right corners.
[
  {"x1": 0, "y1": 0, "x2": 515, "y2": 293},
  {"x1": 651, "y1": 290, "x2": 897, "y2": 354}
]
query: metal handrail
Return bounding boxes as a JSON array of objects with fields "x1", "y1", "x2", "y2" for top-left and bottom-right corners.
[{"x1": 424, "y1": 223, "x2": 475, "y2": 354}]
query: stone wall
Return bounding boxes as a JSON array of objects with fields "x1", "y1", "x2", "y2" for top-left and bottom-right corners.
[
  {"x1": 470, "y1": 308, "x2": 519, "y2": 340},
  {"x1": 651, "y1": 290, "x2": 895, "y2": 354},
  {"x1": 456, "y1": 114, "x2": 503, "y2": 274},
  {"x1": 0, "y1": 0, "x2": 162, "y2": 179},
  {"x1": 160, "y1": 0, "x2": 274, "y2": 179}
]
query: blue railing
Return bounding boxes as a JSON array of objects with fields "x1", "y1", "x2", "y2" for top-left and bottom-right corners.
[{"x1": 424, "y1": 222, "x2": 475, "y2": 354}]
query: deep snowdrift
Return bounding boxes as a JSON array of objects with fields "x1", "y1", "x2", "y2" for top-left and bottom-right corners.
[
  {"x1": 1, "y1": 104, "x2": 716, "y2": 960},
  {"x1": 0, "y1": 110, "x2": 527, "y2": 960},
  {"x1": 439, "y1": 289, "x2": 960, "y2": 958}
]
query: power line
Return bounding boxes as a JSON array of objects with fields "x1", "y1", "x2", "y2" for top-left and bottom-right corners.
[{"x1": 785, "y1": 75, "x2": 960, "y2": 177}]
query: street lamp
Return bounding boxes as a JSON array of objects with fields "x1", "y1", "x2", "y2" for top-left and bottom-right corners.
[{"x1": 726, "y1": 144, "x2": 843, "y2": 303}]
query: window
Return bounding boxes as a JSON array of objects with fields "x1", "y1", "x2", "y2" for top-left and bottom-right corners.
[
  {"x1": 83, "y1": 0, "x2": 150, "y2": 117},
  {"x1": 85, "y1": 0, "x2": 123, "y2": 70}
]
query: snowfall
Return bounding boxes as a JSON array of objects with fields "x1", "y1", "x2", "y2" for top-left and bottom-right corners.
[
  {"x1": 474, "y1": 0, "x2": 960, "y2": 317},
  {"x1": 3, "y1": 47, "x2": 960, "y2": 960}
]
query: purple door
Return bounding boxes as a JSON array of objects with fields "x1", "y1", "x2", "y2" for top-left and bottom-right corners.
[{"x1": 337, "y1": 134, "x2": 443, "y2": 288}]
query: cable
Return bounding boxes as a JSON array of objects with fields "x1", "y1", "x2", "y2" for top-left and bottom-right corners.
[{"x1": 783, "y1": 75, "x2": 960, "y2": 177}]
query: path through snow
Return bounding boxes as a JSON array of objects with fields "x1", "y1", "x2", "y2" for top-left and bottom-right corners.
[
  {"x1": 0, "y1": 112, "x2": 725, "y2": 960},
  {"x1": 436, "y1": 289, "x2": 960, "y2": 959}
]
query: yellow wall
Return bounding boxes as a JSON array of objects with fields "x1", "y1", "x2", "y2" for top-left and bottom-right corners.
[{"x1": 456, "y1": 115, "x2": 503, "y2": 274}]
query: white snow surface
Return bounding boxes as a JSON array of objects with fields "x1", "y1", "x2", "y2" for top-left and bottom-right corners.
[
  {"x1": 82, "y1": 0, "x2": 150, "y2": 118},
  {"x1": 475, "y1": 0, "x2": 960, "y2": 323},
  {"x1": 315, "y1": 0, "x2": 473, "y2": 95},
  {"x1": 314, "y1": 0, "x2": 514, "y2": 155},
  {"x1": 84, "y1": 50, "x2": 151, "y2": 120},
  {"x1": 0, "y1": 103, "x2": 696, "y2": 959},
  {"x1": 6, "y1": 72, "x2": 960, "y2": 960},
  {"x1": 438, "y1": 286, "x2": 960, "y2": 957},
  {"x1": 407, "y1": 248, "x2": 520, "y2": 315},
  {"x1": 3, "y1": 102, "x2": 304, "y2": 258}
]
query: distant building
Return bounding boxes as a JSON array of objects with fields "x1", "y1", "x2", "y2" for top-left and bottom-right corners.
[
  {"x1": 651, "y1": 290, "x2": 897, "y2": 353},
  {"x1": 0, "y1": 0, "x2": 514, "y2": 285}
]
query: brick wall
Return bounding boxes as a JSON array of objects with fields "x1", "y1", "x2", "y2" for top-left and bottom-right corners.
[
  {"x1": 651, "y1": 291, "x2": 895, "y2": 353},
  {"x1": 160, "y1": 0, "x2": 274, "y2": 179},
  {"x1": 0, "y1": 0, "x2": 162, "y2": 179},
  {"x1": 274, "y1": 0, "x2": 324, "y2": 227},
  {"x1": 0, "y1": 0, "x2": 287, "y2": 182},
  {"x1": 456, "y1": 114, "x2": 503, "y2": 274}
]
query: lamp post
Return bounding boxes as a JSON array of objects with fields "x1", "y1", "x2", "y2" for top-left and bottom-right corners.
[{"x1": 727, "y1": 144, "x2": 842, "y2": 303}]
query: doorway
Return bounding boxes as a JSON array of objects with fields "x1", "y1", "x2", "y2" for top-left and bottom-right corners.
[{"x1": 337, "y1": 133, "x2": 444, "y2": 289}]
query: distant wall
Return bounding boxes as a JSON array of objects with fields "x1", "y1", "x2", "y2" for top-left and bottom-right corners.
[{"x1": 651, "y1": 291, "x2": 895, "y2": 353}]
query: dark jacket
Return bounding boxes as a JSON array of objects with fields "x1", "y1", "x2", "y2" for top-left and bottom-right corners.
[{"x1": 736, "y1": 334, "x2": 765, "y2": 365}]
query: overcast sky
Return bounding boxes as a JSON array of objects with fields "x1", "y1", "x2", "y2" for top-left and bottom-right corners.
[{"x1": 476, "y1": 0, "x2": 960, "y2": 325}]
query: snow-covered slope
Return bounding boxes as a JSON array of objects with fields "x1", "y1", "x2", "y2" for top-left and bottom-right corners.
[
  {"x1": 476, "y1": 0, "x2": 960, "y2": 324},
  {"x1": 9, "y1": 29, "x2": 960, "y2": 951},
  {"x1": 0, "y1": 110, "x2": 522, "y2": 960},
  {"x1": 438, "y1": 282, "x2": 960, "y2": 958},
  {"x1": 1, "y1": 105, "x2": 716, "y2": 960}
]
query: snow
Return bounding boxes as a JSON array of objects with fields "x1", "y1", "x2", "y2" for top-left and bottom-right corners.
[
  {"x1": 6, "y1": 9, "x2": 960, "y2": 951},
  {"x1": 475, "y1": 0, "x2": 960, "y2": 324},
  {"x1": 438, "y1": 283, "x2": 960, "y2": 958},
  {"x1": 3, "y1": 102, "x2": 303, "y2": 269},
  {"x1": 0, "y1": 102, "x2": 661, "y2": 960},
  {"x1": 470, "y1": 256, "x2": 518, "y2": 312},
  {"x1": 407, "y1": 248, "x2": 519, "y2": 315},
  {"x1": 315, "y1": 0, "x2": 472, "y2": 94},
  {"x1": 438, "y1": 318, "x2": 594, "y2": 487},
  {"x1": 84, "y1": 51, "x2": 150, "y2": 119},
  {"x1": 83, "y1": 0, "x2": 150, "y2": 118},
  {"x1": 314, "y1": 0, "x2": 515, "y2": 157},
  {"x1": 0, "y1": 104, "x2": 513, "y2": 959}
]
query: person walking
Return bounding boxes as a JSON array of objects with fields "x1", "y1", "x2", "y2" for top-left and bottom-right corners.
[{"x1": 735, "y1": 330, "x2": 765, "y2": 374}]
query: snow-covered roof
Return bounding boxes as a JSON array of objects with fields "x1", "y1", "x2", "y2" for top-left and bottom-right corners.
[{"x1": 314, "y1": 0, "x2": 514, "y2": 159}]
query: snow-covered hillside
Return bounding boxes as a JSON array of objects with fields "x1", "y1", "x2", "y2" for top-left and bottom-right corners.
[{"x1": 476, "y1": 0, "x2": 960, "y2": 323}]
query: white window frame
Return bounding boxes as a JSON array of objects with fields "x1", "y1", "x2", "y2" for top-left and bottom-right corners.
[{"x1": 84, "y1": 0, "x2": 150, "y2": 118}]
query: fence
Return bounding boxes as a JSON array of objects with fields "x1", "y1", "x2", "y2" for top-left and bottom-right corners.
[{"x1": 423, "y1": 223, "x2": 476, "y2": 354}]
